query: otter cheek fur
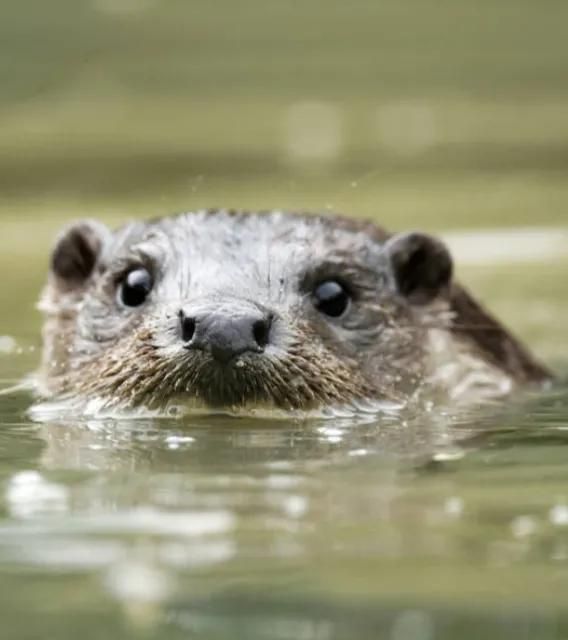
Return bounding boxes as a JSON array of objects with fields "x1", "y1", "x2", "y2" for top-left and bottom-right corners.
[{"x1": 36, "y1": 211, "x2": 552, "y2": 413}]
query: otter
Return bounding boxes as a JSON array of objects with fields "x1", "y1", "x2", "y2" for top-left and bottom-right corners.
[{"x1": 35, "y1": 210, "x2": 552, "y2": 414}]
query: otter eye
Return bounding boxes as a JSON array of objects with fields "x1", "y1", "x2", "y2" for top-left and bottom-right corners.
[
  {"x1": 313, "y1": 280, "x2": 350, "y2": 318},
  {"x1": 119, "y1": 268, "x2": 153, "y2": 307}
]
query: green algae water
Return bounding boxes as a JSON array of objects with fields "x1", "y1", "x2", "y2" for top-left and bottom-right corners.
[
  {"x1": 1, "y1": 348, "x2": 567, "y2": 640},
  {"x1": 1, "y1": 0, "x2": 568, "y2": 637}
]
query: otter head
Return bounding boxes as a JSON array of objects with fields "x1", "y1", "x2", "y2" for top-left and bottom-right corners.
[{"x1": 39, "y1": 211, "x2": 453, "y2": 412}]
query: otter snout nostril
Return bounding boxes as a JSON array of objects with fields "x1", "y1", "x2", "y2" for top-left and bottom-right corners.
[
  {"x1": 181, "y1": 306, "x2": 273, "y2": 364},
  {"x1": 252, "y1": 315, "x2": 272, "y2": 349},
  {"x1": 179, "y1": 311, "x2": 196, "y2": 343}
]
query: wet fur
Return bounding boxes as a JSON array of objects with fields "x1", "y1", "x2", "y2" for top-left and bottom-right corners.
[{"x1": 37, "y1": 210, "x2": 552, "y2": 412}]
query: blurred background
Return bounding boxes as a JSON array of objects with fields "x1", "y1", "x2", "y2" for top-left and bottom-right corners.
[
  {"x1": 1, "y1": 5, "x2": 568, "y2": 639},
  {"x1": 1, "y1": 0, "x2": 567, "y2": 355}
]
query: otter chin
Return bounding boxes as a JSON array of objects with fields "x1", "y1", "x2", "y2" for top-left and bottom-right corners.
[{"x1": 34, "y1": 210, "x2": 552, "y2": 415}]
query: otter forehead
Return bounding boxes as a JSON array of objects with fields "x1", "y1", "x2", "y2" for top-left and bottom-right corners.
[{"x1": 103, "y1": 210, "x2": 386, "y2": 299}]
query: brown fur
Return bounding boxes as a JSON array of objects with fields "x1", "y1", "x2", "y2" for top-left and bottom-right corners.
[{"x1": 36, "y1": 211, "x2": 552, "y2": 413}]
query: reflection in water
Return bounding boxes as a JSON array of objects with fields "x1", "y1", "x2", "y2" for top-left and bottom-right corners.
[
  {"x1": 0, "y1": 388, "x2": 566, "y2": 638},
  {"x1": 35, "y1": 409, "x2": 448, "y2": 472},
  {"x1": 6, "y1": 470, "x2": 69, "y2": 518}
]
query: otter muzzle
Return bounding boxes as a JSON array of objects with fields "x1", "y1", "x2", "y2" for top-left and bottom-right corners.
[{"x1": 180, "y1": 307, "x2": 272, "y2": 364}]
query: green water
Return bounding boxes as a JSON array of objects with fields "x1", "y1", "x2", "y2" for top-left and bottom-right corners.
[
  {"x1": 1, "y1": 0, "x2": 568, "y2": 637},
  {"x1": 1, "y1": 367, "x2": 568, "y2": 639}
]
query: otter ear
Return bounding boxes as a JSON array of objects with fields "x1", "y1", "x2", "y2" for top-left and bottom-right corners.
[
  {"x1": 50, "y1": 220, "x2": 110, "y2": 287},
  {"x1": 385, "y1": 232, "x2": 453, "y2": 305}
]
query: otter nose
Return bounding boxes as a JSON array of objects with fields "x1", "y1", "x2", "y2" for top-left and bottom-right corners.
[{"x1": 180, "y1": 309, "x2": 272, "y2": 364}]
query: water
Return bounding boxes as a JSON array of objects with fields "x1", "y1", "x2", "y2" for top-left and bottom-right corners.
[
  {"x1": 2, "y1": 0, "x2": 568, "y2": 636},
  {"x1": 1, "y1": 294, "x2": 567, "y2": 639}
]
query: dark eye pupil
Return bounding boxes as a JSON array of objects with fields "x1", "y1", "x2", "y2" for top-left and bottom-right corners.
[
  {"x1": 120, "y1": 268, "x2": 152, "y2": 307},
  {"x1": 313, "y1": 280, "x2": 350, "y2": 317}
]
